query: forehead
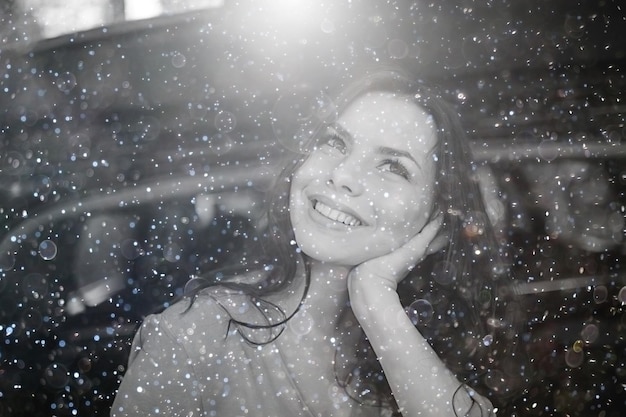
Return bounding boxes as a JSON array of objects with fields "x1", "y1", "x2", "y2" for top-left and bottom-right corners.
[{"x1": 338, "y1": 91, "x2": 438, "y2": 152}]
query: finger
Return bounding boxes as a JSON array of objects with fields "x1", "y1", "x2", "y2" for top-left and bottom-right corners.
[
  {"x1": 409, "y1": 213, "x2": 444, "y2": 250},
  {"x1": 421, "y1": 213, "x2": 444, "y2": 238},
  {"x1": 426, "y1": 232, "x2": 449, "y2": 255},
  {"x1": 395, "y1": 215, "x2": 444, "y2": 264},
  {"x1": 355, "y1": 214, "x2": 444, "y2": 283}
]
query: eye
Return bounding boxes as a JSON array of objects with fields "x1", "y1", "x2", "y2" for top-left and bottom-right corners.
[
  {"x1": 378, "y1": 159, "x2": 411, "y2": 180},
  {"x1": 320, "y1": 133, "x2": 347, "y2": 154}
]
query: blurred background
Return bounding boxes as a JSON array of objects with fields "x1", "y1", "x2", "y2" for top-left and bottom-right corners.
[{"x1": 1, "y1": 0, "x2": 625, "y2": 415}]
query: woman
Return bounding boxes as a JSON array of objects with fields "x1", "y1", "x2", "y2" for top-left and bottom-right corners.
[{"x1": 112, "y1": 72, "x2": 509, "y2": 416}]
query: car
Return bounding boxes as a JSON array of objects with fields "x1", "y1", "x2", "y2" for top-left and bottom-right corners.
[{"x1": 1, "y1": 1, "x2": 624, "y2": 415}]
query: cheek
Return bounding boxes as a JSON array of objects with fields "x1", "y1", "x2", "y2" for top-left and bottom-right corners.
[
  {"x1": 375, "y1": 189, "x2": 433, "y2": 239},
  {"x1": 295, "y1": 153, "x2": 329, "y2": 179},
  {"x1": 288, "y1": 177, "x2": 308, "y2": 224}
]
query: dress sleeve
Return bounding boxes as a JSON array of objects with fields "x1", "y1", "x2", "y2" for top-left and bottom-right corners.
[{"x1": 110, "y1": 312, "x2": 204, "y2": 416}]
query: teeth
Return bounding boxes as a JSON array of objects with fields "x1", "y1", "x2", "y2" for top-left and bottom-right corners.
[{"x1": 313, "y1": 201, "x2": 362, "y2": 226}]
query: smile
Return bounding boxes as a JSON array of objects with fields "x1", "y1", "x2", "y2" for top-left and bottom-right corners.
[{"x1": 313, "y1": 200, "x2": 363, "y2": 226}]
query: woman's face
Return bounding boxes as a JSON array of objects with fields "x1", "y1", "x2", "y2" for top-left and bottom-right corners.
[{"x1": 289, "y1": 91, "x2": 438, "y2": 266}]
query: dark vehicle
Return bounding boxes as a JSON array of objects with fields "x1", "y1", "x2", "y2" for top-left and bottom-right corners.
[{"x1": 1, "y1": 1, "x2": 625, "y2": 415}]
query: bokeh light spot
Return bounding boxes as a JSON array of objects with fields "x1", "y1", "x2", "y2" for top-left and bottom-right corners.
[
  {"x1": 407, "y1": 299, "x2": 434, "y2": 325},
  {"x1": 565, "y1": 347, "x2": 585, "y2": 368},
  {"x1": 38, "y1": 240, "x2": 58, "y2": 261}
]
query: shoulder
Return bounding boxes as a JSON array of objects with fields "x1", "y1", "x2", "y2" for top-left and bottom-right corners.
[
  {"x1": 150, "y1": 288, "x2": 241, "y2": 342},
  {"x1": 150, "y1": 286, "x2": 273, "y2": 344},
  {"x1": 136, "y1": 284, "x2": 286, "y2": 359}
]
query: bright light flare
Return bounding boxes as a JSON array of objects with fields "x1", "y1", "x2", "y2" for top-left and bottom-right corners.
[
  {"x1": 125, "y1": 0, "x2": 163, "y2": 21},
  {"x1": 263, "y1": 0, "x2": 319, "y2": 25},
  {"x1": 237, "y1": 0, "x2": 330, "y2": 41}
]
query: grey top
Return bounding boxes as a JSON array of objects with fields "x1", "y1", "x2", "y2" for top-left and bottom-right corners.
[{"x1": 111, "y1": 289, "x2": 390, "y2": 417}]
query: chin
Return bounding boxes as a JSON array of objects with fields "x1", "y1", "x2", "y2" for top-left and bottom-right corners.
[
  {"x1": 298, "y1": 240, "x2": 390, "y2": 267},
  {"x1": 295, "y1": 239, "x2": 355, "y2": 267}
]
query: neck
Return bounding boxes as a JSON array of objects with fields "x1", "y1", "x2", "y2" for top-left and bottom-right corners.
[{"x1": 291, "y1": 258, "x2": 352, "y2": 338}]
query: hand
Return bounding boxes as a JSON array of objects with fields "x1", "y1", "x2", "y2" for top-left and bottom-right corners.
[
  {"x1": 348, "y1": 214, "x2": 446, "y2": 295},
  {"x1": 346, "y1": 216, "x2": 494, "y2": 417}
]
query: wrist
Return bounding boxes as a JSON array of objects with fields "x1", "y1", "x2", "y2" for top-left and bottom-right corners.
[
  {"x1": 348, "y1": 271, "x2": 402, "y2": 320},
  {"x1": 348, "y1": 266, "x2": 399, "y2": 296}
]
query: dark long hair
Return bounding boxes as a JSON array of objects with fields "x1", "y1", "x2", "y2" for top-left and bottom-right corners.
[{"x1": 186, "y1": 70, "x2": 524, "y2": 413}]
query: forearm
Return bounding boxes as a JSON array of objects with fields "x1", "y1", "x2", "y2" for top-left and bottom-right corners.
[{"x1": 350, "y1": 282, "x2": 490, "y2": 416}]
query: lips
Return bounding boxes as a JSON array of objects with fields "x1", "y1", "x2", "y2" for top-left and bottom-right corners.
[{"x1": 313, "y1": 200, "x2": 363, "y2": 227}]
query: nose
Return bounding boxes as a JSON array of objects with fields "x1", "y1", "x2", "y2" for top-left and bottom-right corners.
[{"x1": 327, "y1": 159, "x2": 364, "y2": 196}]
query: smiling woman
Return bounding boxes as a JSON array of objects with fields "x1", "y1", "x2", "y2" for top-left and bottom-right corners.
[
  {"x1": 111, "y1": 71, "x2": 515, "y2": 416},
  {"x1": 289, "y1": 92, "x2": 438, "y2": 267}
]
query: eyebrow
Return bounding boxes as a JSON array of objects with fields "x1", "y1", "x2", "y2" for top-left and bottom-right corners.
[
  {"x1": 377, "y1": 146, "x2": 421, "y2": 169},
  {"x1": 328, "y1": 123, "x2": 353, "y2": 143}
]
